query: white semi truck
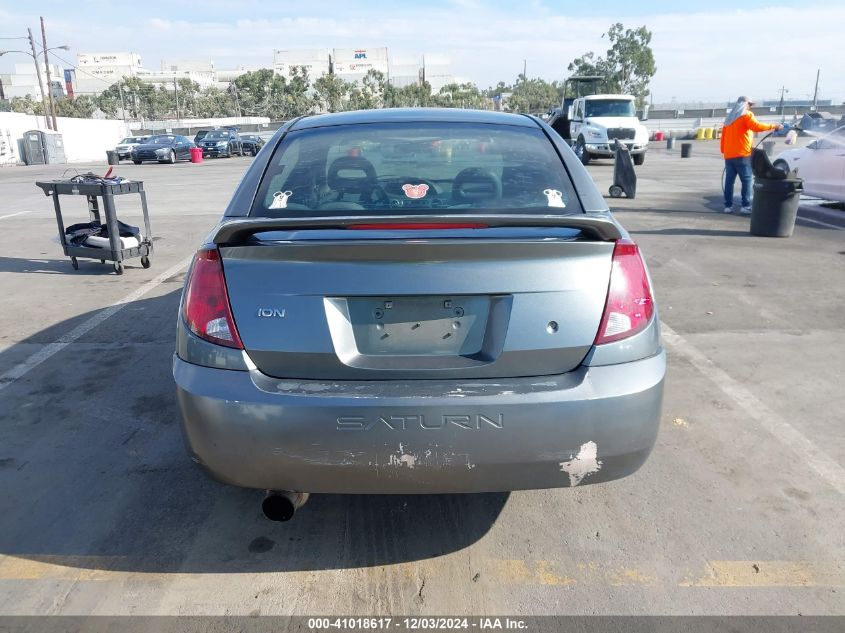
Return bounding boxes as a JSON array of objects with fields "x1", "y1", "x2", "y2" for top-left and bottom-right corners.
[{"x1": 548, "y1": 77, "x2": 649, "y2": 166}]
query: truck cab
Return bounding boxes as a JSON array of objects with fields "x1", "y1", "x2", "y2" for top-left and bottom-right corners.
[{"x1": 568, "y1": 95, "x2": 648, "y2": 165}]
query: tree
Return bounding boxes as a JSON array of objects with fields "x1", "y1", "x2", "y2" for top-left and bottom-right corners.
[
  {"x1": 95, "y1": 77, "x2": 166, "y2": 120},
  {"x1": 507, "y1": 76, "x2": 559, "y2": 113},
  {"x1": 194, "y1": 87, "x2": 237, "y2": 118},
  {"x1": 10, "y1": 95, "x2": 43, "y2": 115},
  {"x1": 279, "y1": 66, "x2": 315, "y2": 118},
  {"x1": 603, "y1": 23, "x2": 656, "y2": 106},
  {"x1": 54, "y1": 95, "x2": 95, "y2": 118},
  {"x1": 433, "y1": 82, "x2": 486, "y2": 109},
  {"x1": 173, "y1": 79, "x2": 204, "y2": 118},
  {"x1": 348, "y1": 69, "x2": 387, "y2": 111},
  {"x1": 567, "y1": 23, "x2": 656, "y2": 107},
  {"x1": 386, "y1": 81, "x2": 434, "y2": 108},
  {"x1": 313, "y1": 73, "x2": 353, "y2": 113},
  {"x1": 233, "y1": 69, "x2": 286, "y2": 118},
  {"x1": 232, "y1": 68, "x2": 315, "y2": 119}
]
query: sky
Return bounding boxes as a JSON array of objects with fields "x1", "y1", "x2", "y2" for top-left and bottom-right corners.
[{"x1": 2, "y1": 0, "x2": 844, "y2": 104}]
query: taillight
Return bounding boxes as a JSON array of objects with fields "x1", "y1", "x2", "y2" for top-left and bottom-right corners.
[
  {"x1": 182, "y1": 249, "x2": 243, "y2": 349},
  {"x1": 594, "y1": 239, "x2": 654, "y2": 345}
]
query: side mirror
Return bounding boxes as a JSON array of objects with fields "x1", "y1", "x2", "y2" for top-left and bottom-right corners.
[{"x1": 567, "y1": 106, "x2": 575, "y2": 120}]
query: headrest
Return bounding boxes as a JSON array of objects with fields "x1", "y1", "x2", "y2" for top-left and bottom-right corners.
[{"x1": 327, "y1": 156, "x2": 377, "y2": 192}]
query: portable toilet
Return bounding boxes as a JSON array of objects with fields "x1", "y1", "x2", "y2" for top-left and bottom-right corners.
[
  {"x1": 42, "y1": 131, "x2": 67, "y2": 164},
  {"x1": 21, "y1": 130, "x2": 46, "y2": 165}
]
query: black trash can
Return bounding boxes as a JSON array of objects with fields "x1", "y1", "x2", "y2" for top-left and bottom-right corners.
[
  {"x1": 748, "y1": 147, "x2": 803, "y2": 237},
  {"x1": 106, "y1": 150, "x2": 119, "y2": 165},
  {"x1": 681, "y1": 142, "x2": 692, "y2": 158},
  {"x1": 750, "y1": 178, "x2": 803, "y2": 237}
]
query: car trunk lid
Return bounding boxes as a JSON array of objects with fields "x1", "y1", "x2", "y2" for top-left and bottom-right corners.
[{"x1": 214, "y1": 216, "x2": 619, "y2": 380}]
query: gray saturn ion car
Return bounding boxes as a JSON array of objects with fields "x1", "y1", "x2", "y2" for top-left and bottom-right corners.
[{"x1": 174, "y1": 108, "x2": 665, "y2": 521}]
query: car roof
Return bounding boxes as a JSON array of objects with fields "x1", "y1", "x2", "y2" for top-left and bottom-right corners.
[{"x1": 290, "y1": 108, "x2": 539, "y2": 130}]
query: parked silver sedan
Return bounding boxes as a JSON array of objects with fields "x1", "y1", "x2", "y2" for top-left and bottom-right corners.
[
  {"x1": 173, "y1": 108, "x2": 665, "y2": 521},
  {"x1": 114, "y1": 135, "x2": 149, "y2": 161}
]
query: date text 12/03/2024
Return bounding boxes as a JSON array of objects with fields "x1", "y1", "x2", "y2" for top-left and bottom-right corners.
[{"x1": 307, "y1": 617, "x2": 528, "y2": 630}]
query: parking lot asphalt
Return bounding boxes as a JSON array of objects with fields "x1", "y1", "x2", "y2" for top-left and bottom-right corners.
[{"x1": 0, "y1": 143, "x2": 843, "y2": 616}]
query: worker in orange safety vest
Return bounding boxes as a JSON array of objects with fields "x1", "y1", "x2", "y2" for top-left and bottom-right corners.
[{"x1": 721, "y1": 96, "x2": 782, "y2": 214}]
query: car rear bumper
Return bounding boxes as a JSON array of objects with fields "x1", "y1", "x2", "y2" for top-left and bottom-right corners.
[{"x1": 174, "y1": 350, "x2": 665, "y2": 494}]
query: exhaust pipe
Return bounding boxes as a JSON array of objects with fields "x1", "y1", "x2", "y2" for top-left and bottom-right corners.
[{"x1": 262, "y1": 490, "x2": 309, "y2": 522}]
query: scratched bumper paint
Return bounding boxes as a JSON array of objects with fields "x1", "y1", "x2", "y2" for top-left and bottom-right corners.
[{"x1": 174, "y1": 350, "x2": 665, "y2": 494}]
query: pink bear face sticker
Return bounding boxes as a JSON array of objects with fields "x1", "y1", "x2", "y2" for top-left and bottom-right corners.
[{"x1": 402, "y1": 183, "x2": 430, "y2": 199}]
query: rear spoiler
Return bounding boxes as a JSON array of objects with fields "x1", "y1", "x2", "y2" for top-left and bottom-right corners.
[{"x1": 212, "y1": 214, "x2": 623, "y2": 245}]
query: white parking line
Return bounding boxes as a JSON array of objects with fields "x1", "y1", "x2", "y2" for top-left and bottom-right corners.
[
  {"x1": 661, "y1": 322, "x2": 845, "y2": 497},
  {"x1": 796, "y1": 215, "x2": 845, "y2": 231},
  {"x1": 0, "y1": 210, "x2": 35, "y2": 220},
  {"x1": 0, "y1": 256, "x2": 192, "y2": 393}
]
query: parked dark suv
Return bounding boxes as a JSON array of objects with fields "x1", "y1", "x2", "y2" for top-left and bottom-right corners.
[
  {"x1": 198, "y1": 130, "x2": 243, "y2": 158},
  {"x1": 239, "y1": 134, "x2": 266, "y2": 156}
]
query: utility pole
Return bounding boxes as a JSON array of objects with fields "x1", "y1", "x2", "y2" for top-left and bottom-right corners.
[
  {"x1": 173, "y1": 77, "x2": 181, "y2": 121},
  {"x1": 522, "y1": 59, "x2": 527, "y2": 81},
  {"x1": 27, "y1": 28, "x2": 51, "y2": 130},
  {"x1": 778, "y1": 86, "x2": 788, "y2": 123},
  {"x1": 40, "y1": 17, "x2": 58, "y2": 131},
  {"x1": 812, "y1": 69, "x2": 820, "y2": 109},
  {"x1": 230, "y1": 84, "x2": 241, "y2": 118},
  {"x1": 118, "y1": 82, "x2": 127, "y2": 125}
]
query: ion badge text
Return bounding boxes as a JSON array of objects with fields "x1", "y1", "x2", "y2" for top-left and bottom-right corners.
[{"x1": 257, "y1": 308, "x2": 286, "y2": 318}]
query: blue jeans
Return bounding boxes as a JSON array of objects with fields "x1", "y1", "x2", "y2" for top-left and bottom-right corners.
[{"x1": 724, "y1": 156, "x2": 753, "y2": 208}]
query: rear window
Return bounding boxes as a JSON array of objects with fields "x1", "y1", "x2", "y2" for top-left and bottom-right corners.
[{"x1": 250, "y1": 122, "x2": 580, "y2": 217}]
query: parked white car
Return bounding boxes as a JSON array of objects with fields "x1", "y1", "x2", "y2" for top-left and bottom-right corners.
[
  {"x1": 115, "y1": 136, "x2": 149, "y2": 161},
  {"x1": 774, "y1": 126, "x2": 845, "y2": 202}
]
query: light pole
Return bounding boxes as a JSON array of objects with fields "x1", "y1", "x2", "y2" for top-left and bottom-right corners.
[
  {"x1": 778, "y1": 86, "x2": 789, "y2": 124},
  {"x1": 0, "y1": 39, "x2": 70, "y2": 131}
]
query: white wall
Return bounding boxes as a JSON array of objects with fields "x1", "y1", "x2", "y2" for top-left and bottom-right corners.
[{"x1": 0, "y1": 112, "x2": 130, "y2": 164}]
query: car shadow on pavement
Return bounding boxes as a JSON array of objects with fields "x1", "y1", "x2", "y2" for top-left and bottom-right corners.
[
  {"x1": 0, "y1": 289, "x2": 508, "y2": 574},
  {"x1": 0, "y1": 256, "x2": 148, "y2": 275}
]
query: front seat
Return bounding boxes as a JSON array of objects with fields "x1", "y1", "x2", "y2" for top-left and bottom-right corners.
[
  {"x1": 452, "y1": 168, "x2": 503, "y2": 205},
  {"x1": 325, "y1": 156, "x2": 380, "y2": 206}
]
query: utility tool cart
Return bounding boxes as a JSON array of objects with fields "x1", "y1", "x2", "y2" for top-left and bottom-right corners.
[{"x1": 36, "y1": 179, "x2": 153, "y2": 275}]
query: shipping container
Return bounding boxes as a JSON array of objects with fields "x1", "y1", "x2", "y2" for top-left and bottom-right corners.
[
  {"x1": 332, "y1": 47, "x2": 389, "y2": 82},
  {"x1": 77, "y1": 52, "x2": 142, "y2": 68},
  {"x1": 273, "y1": 49, "x2": 331, "y2": 81}
]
